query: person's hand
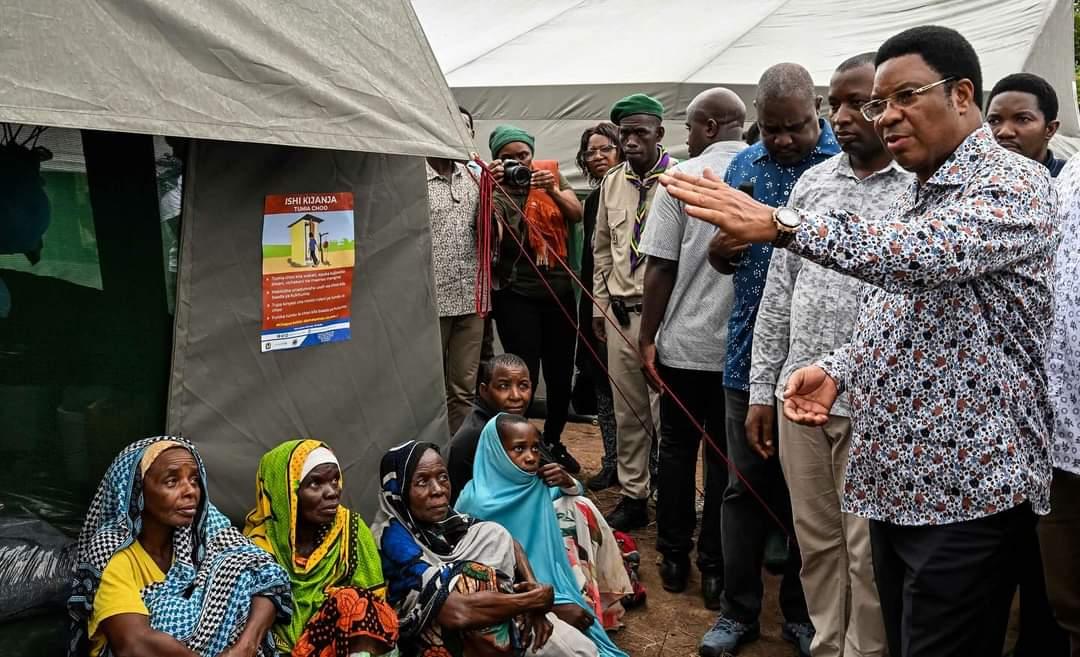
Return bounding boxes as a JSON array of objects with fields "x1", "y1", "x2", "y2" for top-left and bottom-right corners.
[
  {"x1": 745, "y1": 404, "x2": 776, "y2": 459},
  {"x1": 707, "y1": 229, "x2": 750, "y2": 275},
  {"x1": 531, "y1": 169, "x2": 557, "y2": 192},
  {"x1": 539, "y1": 463, "x2": 574, "y2": 489},
  {"x1": 639, "y1": 340, "x2": 663, "y2": 393},
  {"x1": 783, "y1": 366, "x2": 838, "y2": 426},
  {"x1": 522, "y1": 611, "x2": 553, "y2": 652},
  {"x1": 552, "y1": 603, "x2": 594, "y2": 632},
  {"x1": 514, "y1": 581, "x2": 555, "y2": 610},
  {"x1": 660, "y1": 169, "x2": 777, "y2": 242},
  {"x1": 489, "y1": 160, "x2": 505, "y2": 184},
  {"x1": 592, "y1": 317, "x2": 607, "y2": 343},
  {"x1": 219, "y1": 638, "x2": 258, "y2": 657}
]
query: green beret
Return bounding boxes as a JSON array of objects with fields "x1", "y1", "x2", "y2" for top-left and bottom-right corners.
[
  {"x1": 488, "y1": 125, "x2": 535, "y2": 158},
  {"x1": 610, "y1": 93, "x2": 664, "y2": 124}
]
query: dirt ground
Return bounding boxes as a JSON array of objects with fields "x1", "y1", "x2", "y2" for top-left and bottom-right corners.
[
  {"x1": 557, "y1": 421, "x2": 797, "y2": 657},
  {"x1": 554, "y1": 420, "x2": 1021, "y2": 657}
]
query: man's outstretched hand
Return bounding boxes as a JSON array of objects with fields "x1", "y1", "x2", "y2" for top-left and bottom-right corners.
[
  {"x1": 660, "y1": 169, "x2": 778, "y2": 243},
  {"x1": 782, "y1": 366, "x2": 838, "y2": 427}
]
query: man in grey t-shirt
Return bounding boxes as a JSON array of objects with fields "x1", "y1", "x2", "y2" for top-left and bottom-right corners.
[{"x1": 638, "y1": 88, "x2": 742, "y2": 606}]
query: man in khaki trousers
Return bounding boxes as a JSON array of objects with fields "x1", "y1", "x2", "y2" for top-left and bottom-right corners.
[
  {"x1": 592, "y1": 93, "x2": 675, "y2": 531},
  {"x1": 746, "y1": 54, "x2": 910, "y2": 657}
]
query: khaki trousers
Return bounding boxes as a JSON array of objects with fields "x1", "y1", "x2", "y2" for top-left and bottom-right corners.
[
  {"x1": 778, "y1": 412, "x2": 886, "y2": 657},
  {"x1": 439, "y1": 313, "x2": 484, "y2": 434},
  {"x1": 605, "y1": 312, "x2": 659, "y2": 500}
]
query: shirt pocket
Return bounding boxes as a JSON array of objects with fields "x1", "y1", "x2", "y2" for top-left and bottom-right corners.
[{"x1": 605, "y1": 207, "x2": 629, "y2": 256}]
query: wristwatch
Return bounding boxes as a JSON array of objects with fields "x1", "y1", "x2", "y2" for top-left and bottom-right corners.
[{"x1": 771, "y1": 207, "x2": 801, "y2": 248}]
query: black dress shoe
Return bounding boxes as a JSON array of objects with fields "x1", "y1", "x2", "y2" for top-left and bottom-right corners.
[
  {"x1": 660, "y1": 558, "x2": 689, "y2": 593},
  {"x1": 605, "y1": 496, "x2": 648, "y2": 531},
  {"x1": 586, "y1": 465, "x2": 618, "y2": 491},
  {"x1": 701, "y1": 573, "x2": 724, "y2": 610},
  {"x1": 547, "y1": 442, "x2": 582, "y2": 474}
]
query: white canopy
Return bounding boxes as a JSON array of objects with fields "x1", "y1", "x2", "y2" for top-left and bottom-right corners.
[
  {"x1": 415, "y1": 0, "x2": 1078, "y2": 187},
  {"x1": 0, "y1": 0, "x2": 472, "y2": 158}
]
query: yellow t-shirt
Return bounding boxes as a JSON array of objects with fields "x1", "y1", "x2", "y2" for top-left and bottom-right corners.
[{"x1": 88, "y1": 540, "x2": 168, "y2": 657}]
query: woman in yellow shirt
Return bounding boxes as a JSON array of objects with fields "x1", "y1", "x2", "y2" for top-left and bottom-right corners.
[{"x1": 69, "y1": 437, "x2": 294, "y2": 657}]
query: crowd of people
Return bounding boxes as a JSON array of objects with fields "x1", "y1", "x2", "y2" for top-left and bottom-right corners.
[{"x1": 68, "y1": 23, "x2": 1079, "y2": 657}]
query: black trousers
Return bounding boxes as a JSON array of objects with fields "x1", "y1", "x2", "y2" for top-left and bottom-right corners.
[
  {"x1": 718, "y1": 388, "x2": 808, "y2": 624},
  {"x1": 1012, "y1": 519, "x2": 1070, "y2": 656},
  {"x1": 870, "y1": 504, "x2": 1034, "y2": 657},
  {"x1": 493, "y1": 288, "x2": 576, "y2": 446},
  {"x1": 654, "y1": 362, "x2": 727, "y2": 574}
]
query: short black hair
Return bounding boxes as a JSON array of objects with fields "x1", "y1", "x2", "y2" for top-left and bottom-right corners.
[
  {"x1": 875, "y1": 26, "x2": 983, "y2": 108},
  {"x1": 495, "y1": 412, "x2": 531, "y2": 438},
  {"x1": 576, "y1": 122, "x2": 624, "y2": 184},
  {"x1": 458, "y1": 106, "x2": 474, "y2": 131},
  {"x1": 988, "y1": 73, "x2": 1059, "y2": 122},
  {"x1": 836, "y1": 52, "x2": 877, "y2": 74},
  {"x1": 478, "y1": 353, "x2": 529, "y2": 386}
]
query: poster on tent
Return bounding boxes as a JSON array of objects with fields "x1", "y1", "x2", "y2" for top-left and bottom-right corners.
[{"x1": 260, "y1": 193, "x2": 355, "y2": 352}]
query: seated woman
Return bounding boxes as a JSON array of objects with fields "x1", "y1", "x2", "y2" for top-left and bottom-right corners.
[
  {"x1": 455, "y1": 416, "x2": 628, "y2": 657},
  {"x1": 244, "y1": 440, "x2": 399, "y2": 657},
  {"x1": 448, "y1": 354, "x2": 635, "y2": 629},
  {"x1": 371, "y1": 441, "x2": 597, "y2": 657},
  {"x1": 69, "y1": 436, "x2": 292, "y2": 657}
]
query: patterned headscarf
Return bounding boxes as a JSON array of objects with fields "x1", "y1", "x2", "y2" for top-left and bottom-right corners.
[
  {"x1": 244, "y1": 440, "x2": 386, "y2": 652},
  {"x1": 625, "y1": 146, "x2": 673, "y2": 272},
  {"x1": 68, "y1": 436, "x2": 292, "y2": 657}
]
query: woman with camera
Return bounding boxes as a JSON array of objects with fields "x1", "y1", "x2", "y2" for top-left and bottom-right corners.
[{"x1": 488, "y1": 125, "x2": 584, "y2": 474}]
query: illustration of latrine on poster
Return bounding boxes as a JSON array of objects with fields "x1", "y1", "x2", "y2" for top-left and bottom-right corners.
[{"x1": 261, "y1": 193, "x2": 356, "y2": 352}]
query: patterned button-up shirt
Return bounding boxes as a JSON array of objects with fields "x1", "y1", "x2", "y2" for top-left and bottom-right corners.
[
  {"x1": 427, "y1": 161, "x2": 480, "y2": 317},
  {"x1": 1048, "y1": 154, "x2": 1080, "y2": 475},
  {"x1": 749, "y1": 154, "x2": 913, "y2": 416},
  {"x1": 790, "y1": 126, "x2": 1059, "y2": 526},
  {"x1": 721, "y1": 119, "x2": 841, "y2": 391}
]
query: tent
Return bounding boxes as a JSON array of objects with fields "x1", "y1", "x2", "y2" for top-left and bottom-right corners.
[
  {"x1": 414, "y1": 0, "x2": 1079, "y2": 188},
  {"x1": 0, "y1": 0, "x2": 469, "y2": 538}
]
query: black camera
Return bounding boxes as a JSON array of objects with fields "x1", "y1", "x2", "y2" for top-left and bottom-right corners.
[{"x1": 501, "y1": 159, "x2": 532, "y2": 187}]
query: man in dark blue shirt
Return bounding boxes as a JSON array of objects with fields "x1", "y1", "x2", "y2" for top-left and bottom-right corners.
[
  {"x1": 986, "y1": 72, "x2": 1066, "y2": 177},
  {"x1": 700, "y1": 62, "x2": 839, "y2": 657}
]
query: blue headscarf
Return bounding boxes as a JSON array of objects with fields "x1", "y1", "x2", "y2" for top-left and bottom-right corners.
[
  {"x1": 68, "y1": 436, "x2": 292, "y2": 657},
  {"x1": 455, "y1": 415, "x2": 628, "y2": 657}
]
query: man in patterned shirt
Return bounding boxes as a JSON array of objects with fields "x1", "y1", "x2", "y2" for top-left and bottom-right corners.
[
  {"x1": 749, "y1": 53, "x2": 908, "y2": 657},
  {"x1": 1045, "y1": 154, "x2": 1080, "y2": 656},
  {"x1": 662, "y1": 26, "x2": 1059, "y2": 657},
  {"x1": 699, "y1": 63, "x2": 839, "y2": 657}
]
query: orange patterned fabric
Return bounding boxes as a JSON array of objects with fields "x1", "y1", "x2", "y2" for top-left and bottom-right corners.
[{"x1": 292, "y1": 586, "x2": 399, "y2": 657}]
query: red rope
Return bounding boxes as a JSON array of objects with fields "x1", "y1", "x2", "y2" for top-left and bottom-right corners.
[{"x1": 470, "y1": 157, "x2": 791, "y2": 540}]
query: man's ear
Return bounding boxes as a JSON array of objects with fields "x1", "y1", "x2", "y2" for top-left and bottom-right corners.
[
  {"x1": 952, "y1": 79, "x2": 977, "y2": 115},
  {"x1": 1046, "y1": 119, "x2": 1061, "y2": 142},
  {"x1": 657, "y1": 125, "x2": 666, "y2": 142},
  {"x1": 706, "y1": 118, "x2": 720, "y2": 140},
  {"x1": 814, "y1": 95, "x2": 823, "y2": 113}
]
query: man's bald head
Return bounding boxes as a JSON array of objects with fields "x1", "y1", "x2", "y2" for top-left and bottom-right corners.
[
  {"x1": 685, "y1": 87, "x2": 746, "y2": 157},
  {"x1": 756, "y1": 63, "x2": 817, "y2": 107}
]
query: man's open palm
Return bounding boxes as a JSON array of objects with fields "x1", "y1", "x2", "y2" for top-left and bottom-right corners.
[{"x1": 783, "y1": 366, "x2": 838, "y2": 426}]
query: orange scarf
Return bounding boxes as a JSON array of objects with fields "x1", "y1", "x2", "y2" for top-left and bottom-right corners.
[{"x1": 522, "y1": 160, "x2": 567, "y2": 268}]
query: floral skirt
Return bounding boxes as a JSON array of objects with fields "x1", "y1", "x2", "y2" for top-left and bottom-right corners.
[{"x1": 293, "y1": 586, "x2": 400, "y2": 657}]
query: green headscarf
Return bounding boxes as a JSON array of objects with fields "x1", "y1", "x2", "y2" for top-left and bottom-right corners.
[
  {"x1": 244, "y1": 440, "x2": 385, "y2": 652},
  {"x1": 488, "y1": 124, "x2": 535, "y2": 158}
]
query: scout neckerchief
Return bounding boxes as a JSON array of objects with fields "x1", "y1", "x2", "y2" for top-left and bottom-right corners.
[{"x1": 625, "y1": 146, "x2": 671, "y2": 272}]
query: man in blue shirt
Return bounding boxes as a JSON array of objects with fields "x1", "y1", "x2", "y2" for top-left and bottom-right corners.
[{"x1": 700, "y1": 62, "x2": 840, "y2": 657}]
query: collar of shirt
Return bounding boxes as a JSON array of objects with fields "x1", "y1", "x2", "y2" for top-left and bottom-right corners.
[
  {"x1": 1044, "y1": 149, "x2": 1067, "y2": 177},
  {"x1": 829, "y1": 151, "x2": 908, "y2": 181},
  {"x1": 426, "y1": 161, "x2": 464, "y2": 182},
  {"x1": 923, "y1": 125, "x2": 999, "y2": 187},
  {"x1": 699, "y1": 140, "x2": 747, "y2": 159},
  {"x1": 750, "y1": 118, "x2": 842, "y2": 166}
]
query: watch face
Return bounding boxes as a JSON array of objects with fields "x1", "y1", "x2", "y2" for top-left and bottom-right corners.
[{"x1": 776, "y1": 207, "x2": 801, "y2": 229}]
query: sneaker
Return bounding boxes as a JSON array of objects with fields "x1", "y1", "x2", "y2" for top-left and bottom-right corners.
[
  {"x1": 781, "y1": 622, "x2": 814, "y2": 657},
  {"x1": 547, "y1": 442, "x2": 581, "y2": 474},
  {"x1": 699, "y1": 615, "x2": 760, "y2": 657},
  {"x1": 605, "y1": 496, "x2": 648, "y2": 531},
  {"x1": 586, "y1": 465, "x2": 618, "y2": 491}
]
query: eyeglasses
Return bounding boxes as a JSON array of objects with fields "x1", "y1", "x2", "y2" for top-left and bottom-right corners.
[
  {"x1": 585, "y1": 144, "x2": 618, "y2": 158},
  {"x1": 860, "y1": 78, "x2": 954, "y2": 122}
]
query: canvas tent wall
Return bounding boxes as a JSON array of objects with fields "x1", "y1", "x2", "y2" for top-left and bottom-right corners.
[
  {"x1": 414, "y1": 0, "x2": 1079, "y2": 188},
  {"x1": 1, "y1": 0, "x2": 471, "y2": 523}
]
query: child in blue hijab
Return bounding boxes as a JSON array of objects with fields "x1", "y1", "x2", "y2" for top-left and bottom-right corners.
[{"x1": 456, "y1": 414, "x2": 629, "y2": 657}]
